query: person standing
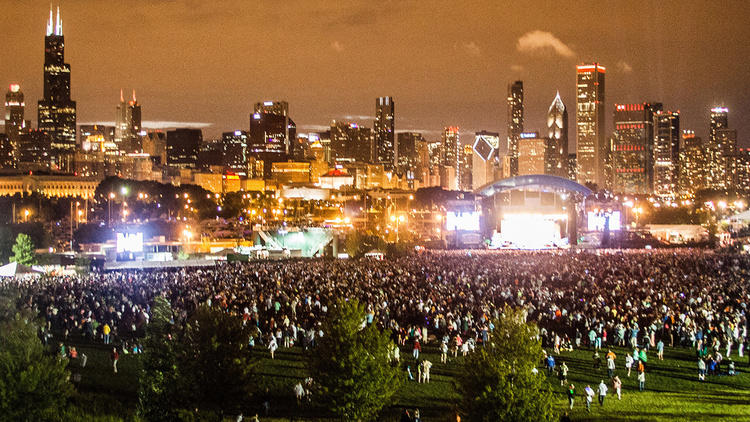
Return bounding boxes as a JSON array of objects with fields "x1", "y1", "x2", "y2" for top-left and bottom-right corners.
[
  {"x1": 440, "y1": 340, "x2": 448, "y2": 364},
  {"x1": 111, "y1": 347, "x2": 119, "y2": 374},
  {"x1": 559, "y1": 361, "x2": 569, "y2": 386},
  {"x1": 567, "y1": 384, "x2": 575, "y2": 410},
  {"x1": 597, "y1": 380, "x2": 608, "y2": 406},
  {"x1": 698, "y1": 358, "x2": 706, "y2": 381},
  {"x1": 638, "y1": 370, "x2": 646, "y2": 392},
  {"x1": 413, "y1": 339, "x2": 421, "y2": 360},
  {"x1": 657, "y1": 339, "x2": 665, "y2": 360},
  {"x1": 607, "y1": 354, "x2": 616, "y2": 378},
  {"x1": 103, "y1": 323, "x2": 111, "y2": 345}
]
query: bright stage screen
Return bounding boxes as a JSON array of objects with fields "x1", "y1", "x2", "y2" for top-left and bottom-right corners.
[
  {"x1": 116, "y1": 232, "x2": 143, "y2": 253},
  {"x1": 587, "y1": 211, "x2": 621, "y2": 231},
  {"x1": 498, "y1": 213, "x2": 565, "y2": 249},
  {"x1": 446, "y1": 211, "x2": 480, "y2": 231}
]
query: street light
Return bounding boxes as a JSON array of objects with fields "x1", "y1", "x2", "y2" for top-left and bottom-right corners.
[
  {"x1": 108, "y1": 192, "x2": 115, "y2": 227},
  {"x1": 23, "y1": 209, "x2": 30, "y2": 222}
]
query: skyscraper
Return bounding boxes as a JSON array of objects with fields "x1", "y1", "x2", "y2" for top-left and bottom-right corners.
[
  {"x1": 442, "y1": 126, "x2": 460, "y2": 189},
  {"x1": 472, "y1": 131, "x2": 500, "y2": 189},
  {"x1": 653, "y1": 110, "x2": 680, "y2": 197},
  {"x1": 611, "y1": 103, "x2": 660, "y2": 194},
  {"x1": 249, "y1": 101, "x2": 296, "y2": 178},
  {"x1": 706, "y1": 107, "x2": 736, "y2": 189},
  {"x1": 507, "y1": 81, "x2": 524, "y2": 176},
  {"x1": 167, "y1": 128, "x2": 202, "y2": 168},
  {"x1": 460, "y1": 144, "x2": 474, "y2": 191},
  {"x1": 679, "y1": 130, "x2": 705, "y2": 194},
  {"x1": 222, "y1": 130, "x2": 249, "y2": 173},
  {"x1": 576, "y1": 63, "x2": 606, "y2": 186},
  {"x1": 38, "y1": 7, "x2": 76, "y2": 171},
  {"x1": 546, "y1": 91, "x2": 568, "y2": 178},
  {"x1": 373, "y1": 97, "x2": 395, "y2": 169},
  {"x1": 4, "y1": 84, "x2": 25, "y2": 167},
  {"x1": 115, "y1": 90, "x2": 142, "y2": 153},
  {"x1": 517, "y1": 132, "x2": 546, "y2": 176},
  {"x1": 396, "y1": 131, "x2": 424, "y2": 183},
  {"x1": 330, "y1": 121, "x2": 372, "y2": 164}
]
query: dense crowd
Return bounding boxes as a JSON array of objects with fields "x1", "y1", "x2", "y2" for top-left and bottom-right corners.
[{"x1": 4, "y1": 250, "x2": 749, "y2": 372}]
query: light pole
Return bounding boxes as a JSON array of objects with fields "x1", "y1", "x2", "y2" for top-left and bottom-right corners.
[
  {"x1": 24, "y1": 209, "x2": 30, "y2": 222},
  {"x1": 108, "y1": 192, "x2": 115, "y2": 226}
]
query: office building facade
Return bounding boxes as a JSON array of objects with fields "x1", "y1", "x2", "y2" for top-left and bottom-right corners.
[
  {"x1": 373, "y1": 97, "x2": 395, "y2": 169},
  {"x1": 546, "y1": 91, "x2": 568, "y2": 178},
  {"x1": 507, "y1": 81, "x2": 524, "y2": 176},
  {"x1": 653, "y1": 110, "x2": 680, "y2": 197},
  {"x1": 575, "y1": 63, "x2": 606, "y2": 186},
  {"x1": 611, "y1": 103, "x2": 660, "y2": 194}
]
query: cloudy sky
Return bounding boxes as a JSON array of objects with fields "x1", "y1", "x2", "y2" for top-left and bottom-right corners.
[{"x1": 1, "y1": 0, "x2": 749, "y2": 147}]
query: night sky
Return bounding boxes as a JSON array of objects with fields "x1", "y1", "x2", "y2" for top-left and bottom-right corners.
[{"x1": 1, "y1": 1, "x2": 749, "y2": 147}]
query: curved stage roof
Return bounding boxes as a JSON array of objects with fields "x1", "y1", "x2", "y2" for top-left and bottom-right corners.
[{"x1": 474, "y1": 174, "x2": 593, "y2": 197}]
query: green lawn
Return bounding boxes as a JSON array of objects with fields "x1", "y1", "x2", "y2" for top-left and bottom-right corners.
[{"x1": 63, "y1": 340, "x2": 750, "y2": 421}]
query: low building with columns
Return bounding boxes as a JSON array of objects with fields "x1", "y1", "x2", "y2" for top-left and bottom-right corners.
[{"x1": 0, "y1": 175, "x2": 100, "y2": 198}]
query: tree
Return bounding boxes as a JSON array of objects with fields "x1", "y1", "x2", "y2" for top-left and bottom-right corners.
[
  {"x1": 458, "y1": 306, "x2": 555, "y2": 422},
  {"x1": 309, "y1": 299, "x2": 403, "y2": 421},
  {"x1": 181, "y1": 305, "x2": 257, "y2": 417},
  {"x1": 0, "y1": 295, "x2": 73, "y2": 420},
  {"x1": 10, "y1": 233, "x2": 36, "y2": 265},
  {"x1": 138, "y1": 297, "x2": 184, "y2": 421}
]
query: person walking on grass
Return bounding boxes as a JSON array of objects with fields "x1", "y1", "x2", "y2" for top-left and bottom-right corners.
[
  {"x1": 111, "y1": 347, "x2": 119, "y2": 374},
  {"x1": 559, "y1": 361, "x2": 569, "y2": 386},
  {"x1": 607, "y1": 353, "x2": 616, "y2": 378},
  {"x1": 657, "y1": 339, "x2": 664, "y2": 360},
  {"x1": 625, "y1": 353, "x2": 634, "y2": 377},
  {"x1": 698, "y1": 357, "x2": 706, "y2": 381},
  {"x1": 567, "y1": 384, "x2": 575, "y2": 410},
  {"x1": 597, "y1": 380, "x2": 608, "y2": 406},
  {"x1": 413, "y1": 338, "x2": 421, "y2": 360},
  {"x1": 613, "y1": 375, "x2": 622, "y2": 400},
  {"x1": 638, "y1": 370, "x2": 646, "y2": 392},
  {"x1": 584, "y1": 385, "x2": 594, "y2": 412}
]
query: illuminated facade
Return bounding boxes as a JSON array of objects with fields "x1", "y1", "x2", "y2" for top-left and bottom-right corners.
[
  {"x1": 678, "y1": 131, "x2": 706, "y2": 194},
  {"x1": 249, "y1": 101, "x2": 296, "y2": 178},
  {"x1": 442, "y1": 126, "x2": 460, "y2": 189},
  {"x1": 517, "y1": 132, "x2": 546, "y2": 176},
  {"x1": 222, "y1": 130, "x2": 249, "y2": 173},
  {"x1": 546, "y1": 91, "x2": 568, "y2": 178},
  {"x1": 653, "y1": 110, "x2": 680, "y2": 197},
  {"x1": 611, "y1": 103, "x2": 659, "y2": 194},
  {"x1": 706, "y1": 107, "x2": 731, "y2": 189},
  {"x1": 4, "y1": 84, "x2": 25, "y2": 167},
  {"x1": 460, "y1": 144, "x2": 473, "y2": 191},
  {"x1": 167, "y1": 128, "x2": 202, "y2": 168},
  {"x1": 0, "y1": 174, "x2": 98, "y2": 198},
  {"x1": 374, "y1": 96, "x2": 395, "y2": 169},
  {"x1": 115, "y1": 90, "x2": 142, "y2": 153},
  {"x1": 576, "y1": 63, "x2": 606, "y2": 186},
  {"x1": 735, "y1": 148, "x2": 750, "y2": 191},
  {"x1": 38, "y1": 7, "x2": 76, "y2": 172},
  {"x1": 472, "y1": 131, "x2": 500, "y2": 189},
  {"x1": 507, "y1": 81, "x2": 524, "y2": 176}
]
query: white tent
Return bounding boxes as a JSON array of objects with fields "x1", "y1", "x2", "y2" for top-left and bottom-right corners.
[{"x1": 0, "y1": 262, "x2": 42, "y2": 277}]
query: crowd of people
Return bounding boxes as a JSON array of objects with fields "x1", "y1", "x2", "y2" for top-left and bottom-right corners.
[{"x1": 3, "y1": 249, "x2": 748, "y2": 405}]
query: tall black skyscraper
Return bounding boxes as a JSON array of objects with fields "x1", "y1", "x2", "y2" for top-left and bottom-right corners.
[
  {"x1": 38, "y1": 7, "x2": 76, "y2": 171},
  {"x1": 374, "y1": 97, "x2": 395, "y2": 169},
  {"x1": 507, "y1": 81, "x2": 524, "y2": 177},
  {"x1": 249, "y1": 101, "x2": 296, "y2": 178},
  {"x1": 167, "y1": 128, "x2": 203, "y2": 168}
]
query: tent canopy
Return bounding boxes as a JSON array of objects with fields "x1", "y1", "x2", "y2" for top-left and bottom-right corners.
[{"x1": 0, "y1": 262, "x2": 42, "y2": 277}]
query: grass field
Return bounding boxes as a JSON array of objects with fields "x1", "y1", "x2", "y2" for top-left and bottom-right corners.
[{"x1": 63, "y1": 339, "x2": 750, "y2": 421}]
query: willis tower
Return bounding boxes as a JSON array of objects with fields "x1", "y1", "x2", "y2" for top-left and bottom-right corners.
[{"x1": 38, "y1": 7, "x2": 76, "y2": 171}]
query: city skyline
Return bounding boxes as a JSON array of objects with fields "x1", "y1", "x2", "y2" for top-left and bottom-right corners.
[{"x1": 0, "y1": 1, "x2": 748, "y2": 145}]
